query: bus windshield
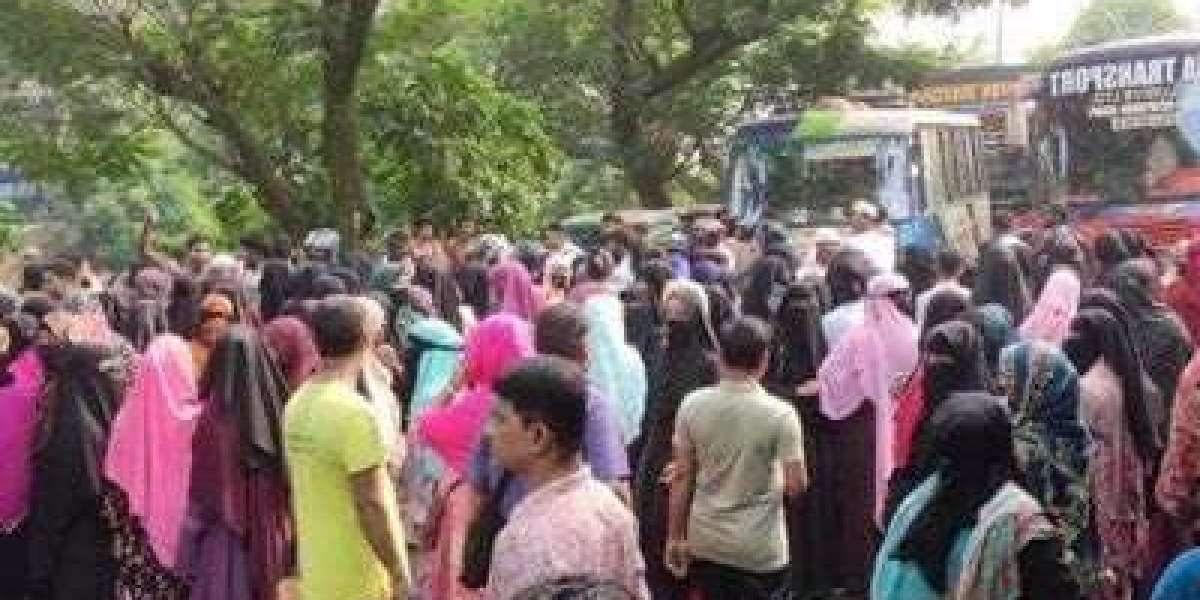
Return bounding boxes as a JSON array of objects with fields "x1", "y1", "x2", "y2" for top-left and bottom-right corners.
[{"x1": 729, "y1": 135, "x2": 908, "y2": 227}]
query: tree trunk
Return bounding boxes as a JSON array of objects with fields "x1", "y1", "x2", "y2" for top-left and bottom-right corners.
[
  {"x1": 320, "y1": 0, "x2": 378, "y2": 253},
  {"x1": 610, "y1": 0, "x2": 673, "y2": 209}
]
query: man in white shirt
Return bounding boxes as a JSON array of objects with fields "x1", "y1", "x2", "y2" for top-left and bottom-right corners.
[
  {"x1": 915, "y1": 248, "x2": 971, "y2": 328},
  {"x1": 843, "y1": 200, "x2": 896, "y2": 274}
]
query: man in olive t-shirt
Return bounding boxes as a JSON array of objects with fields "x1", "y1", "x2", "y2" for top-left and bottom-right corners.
[
  {"x1": 284, "y1": 297, "x2": 410, "y2": 600},
  {"x1": 666, "y1": 316, "x2": 807, "y2": 599}
]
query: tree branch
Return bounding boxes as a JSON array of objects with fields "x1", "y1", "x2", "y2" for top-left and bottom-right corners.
[{"x1": 149, "y1": 96, "x2": 241, "y2": 174}]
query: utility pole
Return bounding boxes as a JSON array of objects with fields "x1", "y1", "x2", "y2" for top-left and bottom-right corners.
[{"x1": 995, "y1": 0, "x2": 1005, "y2": 63}]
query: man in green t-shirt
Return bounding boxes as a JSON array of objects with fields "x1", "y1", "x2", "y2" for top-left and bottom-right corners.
[{"x1": 284, "y1": 296, "x2": 410, "y2": 600}]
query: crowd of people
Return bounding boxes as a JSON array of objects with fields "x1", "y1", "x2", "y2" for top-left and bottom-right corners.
[{"x1": 3, "y1": 201, "x2": 1200, "y2": 600}]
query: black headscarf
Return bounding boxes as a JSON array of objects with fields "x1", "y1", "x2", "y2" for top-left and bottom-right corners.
[
  {"x1": 258, "y1": 259, "x2": 293, "y2": 323},
  {"x1": 312, "y1": 274, "x2": 348, "y2": 299},
  {"x1": 899, "y1": 246, "x2": 938, "y2": 298},
  {"x1": 166, "y1": 275, "x2": 202, "y2": 337},
  {"x1": 1093, "y1": 231, "x2": 1131, "y2": 285},
  {"x1": 457, "y1": 259, "x2": 491, "y2": 320},
  {"x1": 198, "y1": 325, "x2": 289, "y2": 470},
  {"x1": 741, "y1": 253, "x2": 793, "y2": 321},
  {"x1": 893, "y1": 394, "x2": 1016, "y2": 592},
  {"x1": 1110, "y1": 259, "x2": 1194, "y2": 423},
  {"x1": 703, "y1": 283, "x2": 735, "y2": 332},
  {"x1": 1065, "y1": 307, "x2": 1163, "y2": 462},
  {"x1": 766, "y1": 280, "x2": 827, "y2": 390},
  {"x1": 28, "y1": 340, "x2": 132, "y2": 594},
  {"x1": 121, "y1": 299, "x2": 170, "y2": 353},
  {"x1": 415, "y1": 261, "x2": 465, "y2": 331},
  {"x1": 922, "y1": 320, "x2": 989, "y2": 415},
  {"x1": 921, "y1": 288, "x2": 973, "y2": 344},
  {"x1": 973, "y1": 242, "x2": 1032, "y2": 322}
]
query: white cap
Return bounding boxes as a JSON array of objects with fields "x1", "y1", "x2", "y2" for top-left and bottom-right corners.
[{"x1": 850, "y1": 200, "x2": 879, "y2": 220}]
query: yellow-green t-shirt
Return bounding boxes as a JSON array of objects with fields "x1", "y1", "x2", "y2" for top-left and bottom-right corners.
[{"x1": 284, "y1": 380, "x2": 406, "y2": 600}]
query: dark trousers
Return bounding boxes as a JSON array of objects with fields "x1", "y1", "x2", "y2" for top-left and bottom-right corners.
[{"x1": 688, "y1": 560, "x2": 791, "y2": 600}]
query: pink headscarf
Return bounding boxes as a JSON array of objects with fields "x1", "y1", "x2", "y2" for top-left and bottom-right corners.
[
  {"x1": 103, "y1": 335, "x2": 201, "y2": 569},
  {"x1": 1020, "y1": 268, "x2": 1081, "y2": 347},
  {"x1": 818, "y1": 273, "x2": 918, "y2": 521},
  {"x1": 416, "y1": 314, "x2": 533, "y2": 474},
  {"x1": 0, "y1": 349, "x2": 45, "y2": 532},
  {"x1": 488, "y1": 260, "x2": 542, "y2": 320}
]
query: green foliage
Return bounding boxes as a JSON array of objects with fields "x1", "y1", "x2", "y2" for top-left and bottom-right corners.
[
  {"x1": 362, "y1": 50, "x2": 562, "y2": 236},
  {"x1": 1064, "y1": 0, "x2": 1192, "y2": 50}
]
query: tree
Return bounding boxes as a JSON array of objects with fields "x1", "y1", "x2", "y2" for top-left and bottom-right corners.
[
  {"x1": 1063, "y1": 0, "x2": 1192, "y2": 50},
  {"x1": 0, "y1": 0, "x2": 561, "y2": 250},
  {"x1": 484, "y1": 0, "x2": 961, "y2": 209}
]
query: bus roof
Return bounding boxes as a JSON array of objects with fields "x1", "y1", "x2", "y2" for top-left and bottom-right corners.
[
  {"x1": 734, "y1": 109, "x2": 980, "y2": 145},
  {"x1": 1049, "y1": 32, "x2": 1200, "y2": 67}
]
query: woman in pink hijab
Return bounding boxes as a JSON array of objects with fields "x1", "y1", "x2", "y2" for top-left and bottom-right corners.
[
  {"x1": 1020, "y1": 268, "x2": 1081, "y2": 347},
  {"x1": 487, "y1": 260, "x2": 542, "y2": 321},
  {"x1": 414, "y1": 314, "x2": 534, "y2": 599},
  {"x1": 103, "y1": 334, "x2": 201, "y2": 596},
  {"x1": 818, "y1": 272, "x2": 918, "y2": 525},
  {"x1": 0, "y1": 315, "x2": 44, "y2": 597}
]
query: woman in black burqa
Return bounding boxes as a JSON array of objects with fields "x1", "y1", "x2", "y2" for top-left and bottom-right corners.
[
  {"x1": 634, "y1": 280, "x2": 718, "y2": 600},
  {"x1": 762, "y1": 279, "x2": 837, "y2": 596},
  {"x1": 185, "y1": 325, "x2": 292, "y2": 600},
  {"x1": 27, "y1": 331, "x2": 133, "y2": 600}
]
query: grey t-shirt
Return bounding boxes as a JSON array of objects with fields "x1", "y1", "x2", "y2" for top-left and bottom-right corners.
[{"x1": 676, "y1": 379, "x2": 805, "y2": 573}]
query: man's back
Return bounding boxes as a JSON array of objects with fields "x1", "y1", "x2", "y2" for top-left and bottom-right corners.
[
  {"x1": 676, "y1": 380, "x2": 804, "y2": 573},
  {"x1": 284, "y1": 380, "x2": 400, "y2": 600}
]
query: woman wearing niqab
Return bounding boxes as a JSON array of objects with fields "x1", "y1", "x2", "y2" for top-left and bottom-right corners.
[
  {"x1": 184, "y1": 326, "x2": 292, "y2": 600},
  {"x1": 634, "y1": 280, "x2": 717, "y2": 600},
  {"x1": 1066, "y1": 308, "x2": 1158, "y2": 600},
  {"x1": 27, "y1": 315, "x2": 134, "y2": 600},
  {"x1": 873, "y1": 395, "x2": 1078, "y2": 599},
  {"x1": 763, "y1": 280, "x2": 838, "y2": 596},
  {"x1": 974, "y1": 242, "x2": 1033, "y2": 323},
  {"x1": 1109, "y1": 259, "x2": 1193, "y2": 434}
]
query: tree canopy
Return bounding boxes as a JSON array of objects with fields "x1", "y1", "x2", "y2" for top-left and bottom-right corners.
[
  {"x1": 0, "y1": 0, "x2": 961, "y2": 260},
  {"x1": 1064, "y1": 0, "x2": 1192, "y2": 50}
]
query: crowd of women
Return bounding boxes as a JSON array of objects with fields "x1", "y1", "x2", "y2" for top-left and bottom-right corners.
[{"x1": 2, "y1": 212, "x2": 1200, "y2": 599}]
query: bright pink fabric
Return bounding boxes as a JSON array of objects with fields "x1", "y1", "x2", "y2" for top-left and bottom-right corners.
[
  {"x1": 0, "y1": 350, "x2": 45, "y2": 532},
  {"x1": 103, "y1": 335, "x2": 201, "y2": 569},
  {"x1": 818, "y1": 273, "x2": 918, "y2": 521},
  {"x1": 1020, "y1": 269, "x2": 1081, "y2": 347},
  {"x1": 488, "y1": 260, "x2": 542, "y2": 321},
  {"x1": 416, "y1": 314, "x2": 533, "y2": 474}
]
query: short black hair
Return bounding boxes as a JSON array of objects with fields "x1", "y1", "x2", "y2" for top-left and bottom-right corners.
[
  {"x1": 936, "y1": 248, "x2": 964, "y2": 278},
  {"x1": 534, "y1": 303, "x2": 587, "y2": 362},
  {"x1": 719, "y1": 316, "x2": 771, "y2": 370},
  {"x1": 311, "y1": 296, "x2": 368, "y2": 358},
  {"x1": 991, "y1": 211, "x2": 1012, "y2": 233},
  {"x1": 495, "y1": 356, "x2": 588, "y2": 457}
]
